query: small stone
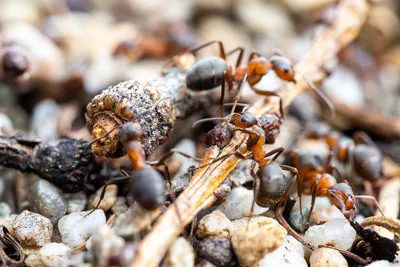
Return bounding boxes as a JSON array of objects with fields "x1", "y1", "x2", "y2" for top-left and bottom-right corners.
[
  {"x1": 58, "y1": 210, "x2": 106, "y2": 248},
  {"x1": 255, "y1": 236, "x2": 307, "y2": 267},
  {"x1": 13, "y1": 211, "x2": 53, "y2": 246},
  {"x1": 23, "y1": 245, "x2": 41, "y2": 256},
  {"x1": 216, "y1": 187, "x2": 268, "y2": 220},
  {"x1": 29, "y1": 179, "x2": 67, "y2": 224},
  {"x1": 65, "y1": 192, "x2": 87, "y2": 213},
  {"x1": 91, "y1": 185, "x2": 118, "y2": 211},
  {"x1": 0, "y1": 202, "x2": 11, "y2": 218},
  {"x1": 0, "y1": 214, "x2": 17, "y2": 235},
  {"x1": 30, "y1": 99, "x2": 60, "y2": 142},
  {"x1": 91, "y1": 225, "x2": 125, "y2": 267},
  {"x1": 111, "y1": 197, "x2": 128, "y2": 215},
  {"x1": 25, "y1": 253, "x2": 45, "y2": 267},
  {"x1": 197, "y1": 236, "x2": 233, "y2": 267},
  {"x1": 195, "y1": 258, "x2": 217, "y2": 267},
  {"x1": 0, "y1": 113, "x2": 13, "y2": 135},
  {"x1": 231, "y1": 216, "x2": 287, "y2": 266},
  {"x1": 39, "y1": 243, "x2": 70, "y2": 267},
  {"x1": 305, "y1": 219, "x2": 356, "y2": 250},
  {"x1": 167, "y1": 237, "x2": 195, "y2": 267},
  {"x1": 365, "y1": 260, "x2": 391, "y2": 267},
  {"x1": 310, "y1": 248, "x2": 348, "y2": 267},
  {"x1": 196, "y1": 210, "x2": 233, "y2": 239}
]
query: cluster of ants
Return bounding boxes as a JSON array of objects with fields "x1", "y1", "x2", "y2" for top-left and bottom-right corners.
[{"x1": 89, "y1": 41, "x2": 385, "y2": 237}]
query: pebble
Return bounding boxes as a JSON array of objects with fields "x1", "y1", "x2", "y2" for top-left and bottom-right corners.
[
  {"x1": 39, "y1": 242, "x2": 84, "y2": 267},
  {"x1": 29, "y1": 179, "x2": 67, "y2": 224},
  {"x1": 90, "y1": 225, "x2": 125, "y2": 267},
  {"x1": 304, "y1": 219, "x2": 356, "y2": 250},
  {"x1": 0, "y1": 113, "x2": 13, "y2": 135},
  {"x1": 13, "y1": 211, "x2": 53, "y2": 246},
  {"x1": 30, "y1": 99, "x2": 60, "y2": 142},
  {"x1": 0, "y1": 214, "x2": 17, "y2": 235},
  {"x1": 0, "y1": 202, "x2": 11, "y2": 218},
  {"x1": 235, "y1": 2, "x2": 294, "y2": 40},
  {"x1": 196, "y1": 236, "x2": 233, "y2": 267},
  {"x1": 216, "y1": 187, "x2": 268, "y2": 220},
  {"x1": 309, "y1": 248, "x2": 348, "y2": 267},
  {"x1": 255, "y1": 236, "x2": 307, "y2": 267},
  {"x1": 196, "y1": 210, "x2": 233, "y2": 239},
  {"x1": 25, "y1": 253, "x2": 45, "y2": 267},
  {"x1": 65, "y1": 192, "x2": 87, "y2": 213},
  {"x1": 58, "y1": 210, "x2": 106, "y2": 248},
  {"x1": 366, "y1": 261, "x2": 391, "y2": 267},
  {"x1": 111, "y1": 197, "x2": 128, "y2": 215},
  {"x1": 231, "y1": 216, "x2": 287, "y2": 266},
  {"x1": 91, "y1": 185, "x2": 118, "y2": 211},
  {"x1": 167, "y1": 237, "x2": 195, "y2": 267}
]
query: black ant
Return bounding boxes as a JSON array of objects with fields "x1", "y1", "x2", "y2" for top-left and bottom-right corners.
[{"x1": 168, "y1": 40, "x2": 334, "y2": 117}]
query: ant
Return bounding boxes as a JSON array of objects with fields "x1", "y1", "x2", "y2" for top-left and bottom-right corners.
[
  {"x1": 284, "y1": 148, "x2": 384, "y2": 222},
  {"x1": 90, "y1": 121, "x2": 203, "y2": 212},
  {"x1": 168, "y1": 40, "x2": 334, "y2": 116}
]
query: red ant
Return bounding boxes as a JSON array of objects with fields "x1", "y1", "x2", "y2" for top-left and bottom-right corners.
[
  {"x1": 285, "y1": 148, "x2": 384, "y2": 221},
  {"x1": 168, "y1": 40, "x2": 334, "y2": 117}
]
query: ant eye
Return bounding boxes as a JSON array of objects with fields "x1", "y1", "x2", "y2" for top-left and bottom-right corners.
[
  {"x1": 241, "y1": 117, "x2": 248, "y2": 122},
  {"x1": 283, "y1": 67, "x2": 289, "y2": 73}
]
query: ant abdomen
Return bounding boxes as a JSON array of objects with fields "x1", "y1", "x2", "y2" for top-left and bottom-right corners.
[
  {"x1": 256, "y1": 163, "x2": 291, "y2": 207},
  {"x1": 130, "y1": 168, "x2": 166, "y2": 210},
  {"x1": 352, "y1": 145, "x2": 383, "y2": 181},
  {"x1": 186, "y1": 56, "x2": 228, "y2": 91}
]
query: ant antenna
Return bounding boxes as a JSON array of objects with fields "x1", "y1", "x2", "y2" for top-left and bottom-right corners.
[
  {"x1": 230, "y1": 73, "x2": 248, "y2": 115},
  {"x1": 84, "y1": 125, "x2": 122, "y2": 155},
  {"x1": 192, "y1": 117, "x2": 228, "y2": 128},
  {"x1": 297, "y1": 71, "x2": 336, "y2": 119}
]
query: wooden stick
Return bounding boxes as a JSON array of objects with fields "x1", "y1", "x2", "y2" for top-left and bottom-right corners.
[{"x1": 131, "y1": 1, "x2": 371, "y2": 266}]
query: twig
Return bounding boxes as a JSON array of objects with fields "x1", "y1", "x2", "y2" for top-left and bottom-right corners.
[
  {"x1": 131, "y1": 1, "x2": 371, "y2": 266},
  {"x1": 330, "y1": 99, "x2": 400, "y2": 139}
]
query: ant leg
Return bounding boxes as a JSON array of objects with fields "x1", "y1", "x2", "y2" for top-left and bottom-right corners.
[
  {"x1": 247, "y1": 161, "x2": 260, "y2": 228},
  {"x1": 89, "y1": 175, "x2": 131, "y2": 216},
  {"x1": 189, "y1": 40, "x2": 226, "y2": 59},
  {"x1": 146, "y1": 149, "x2": 202, "y2": 167},
  {"x1": 279, "y1": 164, "x2": 305, "y2": 222},
  {"x1": 353, "y1": 131, "x2": 378, "y2": 147},
  {"x1": 257, "y1": 146, "x2": 285, "y2": 166},
  {"x1": 230, "y1": 73, "x2": 248, "y2": 114},
  {"x1": 326, "y1": 152, "x2": 345, "y2": 182},
  {"x1": 297, "y1": 71, "x2": 336, "y2": 119},
  {"x1": 226, "y1": 47, "x2": 244, "y2": 68},
  {"x1": 247, "y1": 51, "x2": 262, "y2": 63},
  {"x1": 354, "y1": 195, "x2": 385, "y2": 216},
  {"x1": 250, "y1": 87, "x2": 284, "y2": 118},
  {"x1": 308, "y1": 180, "x2": 320, "y2": 222},
  {"x1": 191, "y1": 151, "x2": 250, "y2": 171}
]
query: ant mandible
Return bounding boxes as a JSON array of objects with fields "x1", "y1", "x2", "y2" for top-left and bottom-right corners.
[{"x1": 169, "y1": 40, "x2": 335, "y2": 117}]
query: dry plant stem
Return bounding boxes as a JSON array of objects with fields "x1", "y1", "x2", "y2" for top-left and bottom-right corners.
[
  {"x1": 331, "y1": 99, "x2": 400, "y2": 139},
  {"x1": 361, "y1": 216, "x2": 400, "y2": 239},
  {"x1": 131, "y1": 1, "x2": 370, "y2": 266}
]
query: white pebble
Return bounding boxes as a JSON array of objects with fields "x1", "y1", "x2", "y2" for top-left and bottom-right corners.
[
  {"x1": 255, "y1": 236, "x2": 307, "y2": 267},
  {"x1": 13, "y1": 211, "x2": 53, "y2": 246},
  {"x1": 196, "y1": 210, "x2": 233, "y2": 239},
  {"x1": 305, "y1": 219, "x2": 356, "y2": 250},
  {"x1": 91, "y1": 225, "x2": 125, "y2": 267},
  {"x1": 25, "y1": 253, "x2": 45, "y2": 267},
  {"x1": 310, "y1": 248, "x2": 348, "y2": 267},
  {"x1": 217, "y1": 187, "x2": 268, "y2": 220},
  {"x1": 167, "y1": 237, "x2": 195, "y2": 267},
  {"x1": 294, "y1": 196, "x2": 345, "y2": 223},
  {"x1": 58, "y1": 210, "x2": 106, "y2": 248},
  {"x1": 366, "y1": 261, "x2": 391, "y2": 267},
  {"x1": 39, "y1": 243, "x2": 70, "y2": 267},
  {"x1": 0, "y1": 113, "x2": 13, "y2": 135},
  {"x1": 91, "y1": 185, "x2": 118, "y2": 211}
]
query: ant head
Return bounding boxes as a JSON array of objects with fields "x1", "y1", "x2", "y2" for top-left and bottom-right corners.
[
  {"x1": 270, "y1": 55, "x2": 295, "y2": 82},
  {"x1": 230, "y1": 112, "x2": 257, "y2": 128},
  {"x1": 248, "y1": 57, "x2": 272, "y2": 76},
  {"x1": 327, "y1": 183, "x2": 356, "y2": 217},
  {"x1": 119, "y1": 122, "x2": 142, "y2": 144}
]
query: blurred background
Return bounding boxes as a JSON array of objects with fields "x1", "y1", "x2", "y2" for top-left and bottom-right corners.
[{"x1": 0, "y1": 0, "x2": 399, "y2": 156}]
